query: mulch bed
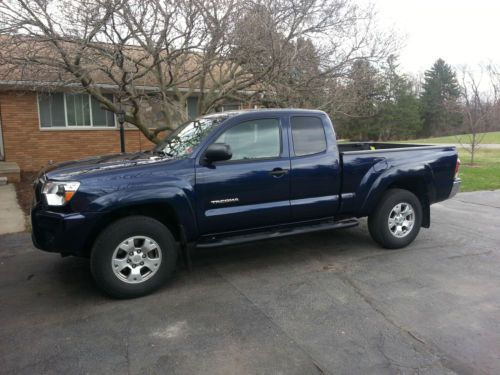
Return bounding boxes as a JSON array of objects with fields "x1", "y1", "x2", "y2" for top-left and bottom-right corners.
[{"x1": 14, "y1": 171, "x2": 37, "y2": 217}]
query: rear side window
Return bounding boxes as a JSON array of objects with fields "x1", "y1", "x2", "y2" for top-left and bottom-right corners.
[{"x1": 291, "y1": 116, "x2": 327, "y2": 156}]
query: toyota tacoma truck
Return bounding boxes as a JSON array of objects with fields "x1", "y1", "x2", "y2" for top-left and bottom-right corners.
[{"x1": 31, "y1": 109, "x2": 461, "y2": 298}]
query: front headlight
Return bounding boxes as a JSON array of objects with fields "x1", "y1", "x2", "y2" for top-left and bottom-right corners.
[{"x1": 42, "y1": 181, "x2": 80, "y2": 206}]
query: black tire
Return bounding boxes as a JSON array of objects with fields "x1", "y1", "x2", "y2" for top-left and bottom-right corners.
[
  {"x1": 90, "y1": 216, "x2": 177, "y2": 298},
  {"x1": 368, "y1": 189, "x2": 422, "y2": 249}
]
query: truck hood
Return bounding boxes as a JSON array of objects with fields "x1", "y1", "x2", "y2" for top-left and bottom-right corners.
[{"x1": 42, "y1": 152, "x2": 172, "y2": 180}]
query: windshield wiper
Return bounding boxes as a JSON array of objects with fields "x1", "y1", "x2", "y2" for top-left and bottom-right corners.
[{"x1": 153, "y1": 149, "x2": 174, "y2": 157}]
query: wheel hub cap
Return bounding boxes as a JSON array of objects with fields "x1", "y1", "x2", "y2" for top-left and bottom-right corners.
[
  {"x1": 388, "y1": 202, "x2": 415, "y2": 238},
  {"x1": 131, "y1": 253, "x2": 143, "y2": 264},
  {"x1": 111, "y1": 236, "x2": 162, "y2": 284}
]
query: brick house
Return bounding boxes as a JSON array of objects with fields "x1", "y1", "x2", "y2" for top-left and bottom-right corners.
[
  {"x1": 0, "y1": 37, "x2": 252, "y2": 174},
  {"x1": 0, "y1": 89, "x2": 243, "y2": 173}
]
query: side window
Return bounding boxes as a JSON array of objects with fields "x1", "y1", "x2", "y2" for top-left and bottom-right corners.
[
  {"x1": 291, "y1": 116, "x2": 327, "y2": 156},
  {"x1": 215, "y1": 118, "x2": 281, "y2": 161}
]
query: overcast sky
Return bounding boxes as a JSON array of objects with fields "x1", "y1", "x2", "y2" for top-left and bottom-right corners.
[{"x1": 367, "y1": 0, "x2": 500, "y2": 74}]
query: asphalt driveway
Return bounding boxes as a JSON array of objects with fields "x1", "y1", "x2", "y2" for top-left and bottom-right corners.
[{"x1": 1, "y1": 191, "x2": 499, "y2": 374}]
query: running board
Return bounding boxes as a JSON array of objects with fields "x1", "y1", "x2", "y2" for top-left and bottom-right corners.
[{"x1": 196, "y1": 218, "x2": 359, "y2": 249}]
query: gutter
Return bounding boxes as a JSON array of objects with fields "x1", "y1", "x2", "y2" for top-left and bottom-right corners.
[{"x1": 0, "y1": 80, "x2": 257, "y2": 95}]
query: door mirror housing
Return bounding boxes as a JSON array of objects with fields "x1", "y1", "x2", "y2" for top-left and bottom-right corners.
[{"x1": 204, "y1": 143, "x2": 232, "y2": 163}]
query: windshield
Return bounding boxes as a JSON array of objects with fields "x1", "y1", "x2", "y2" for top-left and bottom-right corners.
[{"x1": 154, "y1": 115, "x2": 228, "y2": 157}]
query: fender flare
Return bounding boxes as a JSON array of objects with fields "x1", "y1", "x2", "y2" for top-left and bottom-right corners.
[
  {"x1": 359, "y1": 163, "x2": 435, "y2": 218},
  {"x1": 89, "y1": 186, "x2": 199, "y2": 241}
]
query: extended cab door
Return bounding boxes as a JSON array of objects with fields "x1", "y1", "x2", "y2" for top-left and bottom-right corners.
[
  {"x1": 195, "y1": 116, "x2": 291, "y2": 234},
  {"x1": 288, "y1": 115, "x2": 341, "y2": 220}
]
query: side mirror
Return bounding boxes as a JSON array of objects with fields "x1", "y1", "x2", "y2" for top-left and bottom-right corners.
[{"x1": 204, "y1": 143, "x2": 232, "y2": 163}]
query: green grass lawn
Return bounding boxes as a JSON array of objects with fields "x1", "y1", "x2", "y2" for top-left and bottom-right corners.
[
  {"x1": 405, "y1": 131, "x2": 500, "y2": 144},
  {"x1": 456, "y1": 148, "x2": 500, "y2": 192}
]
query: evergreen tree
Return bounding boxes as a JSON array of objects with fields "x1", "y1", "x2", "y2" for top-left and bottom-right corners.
[
  {"x1": 420, "y1": 59, "x2": 461, "y2": 136},
  {"x1": 335, "y1": 60, "x2": 385, "y2": 140},
  {"x1": 335, "y1": 56, "x2": 422, "y2": 141},
  {"x1": 375, "y1": 57, "x2": 423, "y2": 140}
]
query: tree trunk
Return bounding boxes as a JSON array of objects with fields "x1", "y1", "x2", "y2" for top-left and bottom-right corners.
[{"x1": 470, "y1": 133, "x2": 476, "y2": 165}]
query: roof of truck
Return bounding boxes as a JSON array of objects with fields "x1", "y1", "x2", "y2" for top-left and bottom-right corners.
[{"x1": 204, "y1": 108, "x2": 327, "y2": 119}]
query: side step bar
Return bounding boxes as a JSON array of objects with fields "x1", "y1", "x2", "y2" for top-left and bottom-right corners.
[{"x1": 196, "y1": 218, "x2": 359, "y2": 249}]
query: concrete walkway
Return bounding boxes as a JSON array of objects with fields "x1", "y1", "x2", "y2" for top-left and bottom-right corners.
[{"x1": 0, "y1": 184, "x2": 25, "y2": 234}]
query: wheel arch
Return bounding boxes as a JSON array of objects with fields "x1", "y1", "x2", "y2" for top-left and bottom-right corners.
[
  {"x1": 83, "y1": 201, "x2": 187, "y2": 257},
  {"x1": 361, "y1": 168, "x2": 435, "y2": 228},
  {"x1": 385, "y1": 179, "x2": 431, "y2": 228}
]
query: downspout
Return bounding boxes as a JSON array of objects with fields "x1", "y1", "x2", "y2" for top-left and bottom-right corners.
[{"x1": 0, "y1": 97, "x2": 5, "y2": 161}]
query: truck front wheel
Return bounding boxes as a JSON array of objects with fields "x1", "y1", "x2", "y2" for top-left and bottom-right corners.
[
  {"x1": 368, "y1": 189, "x2": 422, "y2": 249},
  {"x1": 90, "y1": 216, "x2": 178, "y2": 298}
]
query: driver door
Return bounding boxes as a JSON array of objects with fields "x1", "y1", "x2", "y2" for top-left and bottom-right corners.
[{"x1": 195, "y1": 117, "x2": 291, "y2": 234}]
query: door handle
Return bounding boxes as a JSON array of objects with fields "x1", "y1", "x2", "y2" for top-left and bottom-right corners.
[{"x1": 269, "y1": 168, "x2": 288, "y2": 178}]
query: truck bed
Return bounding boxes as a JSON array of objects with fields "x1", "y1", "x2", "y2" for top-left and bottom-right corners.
[
  {"x1": 337, "y1": 142, "x2": 458, "y2": 217},
  {"x1": 337, "y1": 142, "x2": 447, "y2": 153}
]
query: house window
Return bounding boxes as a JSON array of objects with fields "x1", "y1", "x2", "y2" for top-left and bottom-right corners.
[
  {"x1": 187, "y1": 97, "x2": 199, "y2": 119},
  {"x1": 38, "y1": 93, "x2": 115, "y2": 128}
]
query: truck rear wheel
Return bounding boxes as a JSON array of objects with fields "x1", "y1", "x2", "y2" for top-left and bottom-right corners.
[
  {"x1": 90, "y1": 216, "x2": 177, "y2": 298},
  {"x1": 368, "y1": 189, "x2": 422, "y2": 249}
]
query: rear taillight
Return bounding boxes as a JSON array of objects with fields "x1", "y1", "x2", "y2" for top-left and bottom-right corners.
[{"x1": 455, "y1": 158, "x2": 461, "y2": 178}]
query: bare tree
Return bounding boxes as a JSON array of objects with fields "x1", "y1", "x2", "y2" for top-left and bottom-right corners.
[
  {"x1": 0, "y1": 0, "x2": 214, "y2": 143},
  {"x1": 487, "y1": 63, "x2": 500, "y2": 130},
  {"x1": 0, "y1": 0, "x2": 397, "y2": 144},
  {"x1": 455, "y1": 65, "x2": 500, "y2": 164}
]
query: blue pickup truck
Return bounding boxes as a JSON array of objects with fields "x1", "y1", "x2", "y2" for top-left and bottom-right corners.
[{"x1": 32, "y1": 109, "x2": 461, "y2": 298}]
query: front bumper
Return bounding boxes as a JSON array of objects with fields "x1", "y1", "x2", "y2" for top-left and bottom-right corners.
[
  {"x1": 449, "y1": 178, "x2": 461, "y2": 199},
  {"x1": 31, "y1": 208, "x2": 103, "y2": 257}
]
